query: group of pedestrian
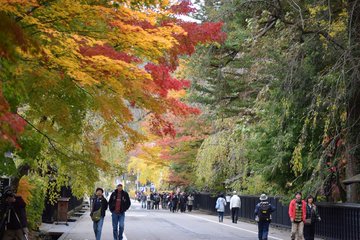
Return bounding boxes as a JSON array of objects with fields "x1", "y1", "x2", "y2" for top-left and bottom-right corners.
[
  {"x1": 168, "y1": 192, "x2": 194, "y2": 213},
  {"x1": 215, "y1": 191, "x2": 241, "y2": 223},
  {"x1": 215, "y1": 191, "x2": 321, "y2": 240},
  {"x1": 90, "y1": 183, "x2": 131, "y2": 240},
  {"x1": 289, "y1": 192, "x2": 321, "y2": 240},
  {"x1": 142, "y1": 191, "x2": 161, "y2": 210}
]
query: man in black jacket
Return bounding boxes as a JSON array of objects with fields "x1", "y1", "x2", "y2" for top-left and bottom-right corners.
[{"x1": 108, "y1": 184, "x2": 131, "y2": 240}]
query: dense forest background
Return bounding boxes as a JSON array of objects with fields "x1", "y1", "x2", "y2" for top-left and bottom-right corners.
[{"x1": 161, "y1": 0, "x2": 360, "y2": 203}]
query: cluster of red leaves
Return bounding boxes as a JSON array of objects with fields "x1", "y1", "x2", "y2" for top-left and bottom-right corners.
[
  {"x1": 169, "y1": 0, "x2": 196, "y2": 15},
  {"x1": 159, "y1": 20, "x2": 226, "y2": 70},
  {"x1": 175, "y1": 21, "x2": 226, "y2": 55},
  {"x1": 148, "y1": 114, "x2": 177, "y2": 138},
  {"x1": 79, "y1": 44, "x2": 140, "y2": 63},
  {"x1": 145, "y1": 63, "x2": 190, "y2": 97},
  {"x1": 0, "y1": 92, "x2": 26, "y2": 147},
  {"x1": 166, "y1": 98, "x2": 200, "y2": 116}
]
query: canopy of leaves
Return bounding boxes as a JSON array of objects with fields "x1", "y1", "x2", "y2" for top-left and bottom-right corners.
[{"x1": 0, "y1": 0, "x2": 225, "y2": 206}]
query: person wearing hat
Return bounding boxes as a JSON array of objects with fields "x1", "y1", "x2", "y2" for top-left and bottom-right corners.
[
  {"x1": 288, "y1": 191, "x2": 306, "y2": 240},
  {"x1": 254, "y1": 193, "x2": 275, "y2": 240},
  {"x1": 108, "y1": 184, "x2": 131, "y2": 240},
  {"x1": 0, "y1": 186, "x2": 29, "y2": 240},
  {"x1": 229, "y1": 191, "x2": 241, "y2": 224}
]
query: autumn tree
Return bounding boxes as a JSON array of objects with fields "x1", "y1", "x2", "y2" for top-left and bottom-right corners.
[{"x1": 0, "y1": 0, "x2": 225, "y2": 228}]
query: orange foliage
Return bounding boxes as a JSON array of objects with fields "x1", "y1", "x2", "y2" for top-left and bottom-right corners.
[{"x1": 16, "y1": 176, "x2": 35, "y2": 204}]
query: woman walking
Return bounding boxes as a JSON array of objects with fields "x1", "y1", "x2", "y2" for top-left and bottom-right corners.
[
  {"x1": 304, "y1": 195, "x2": 321, "y2": 240},
  {"x1": 187, "y1": 194, "x2": 194, "y2": 212},
  {"x1": 215, "y1": 193, "x2": 227, "y2": 222},
  {"x1": 91, "y1": 188, "x2": 108, "y2": 240}
]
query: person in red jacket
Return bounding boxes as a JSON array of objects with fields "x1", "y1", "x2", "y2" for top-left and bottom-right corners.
[{"x1": 288, "y1": 192, "x2": 306, "y2": 240}]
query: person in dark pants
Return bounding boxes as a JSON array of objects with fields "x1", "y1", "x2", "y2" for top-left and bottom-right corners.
[
  {"x1": 108, "y1": 184, "x2": 131, "y2": 240},
  {"x1": 255, "y1": 194, "x2": 275, "y2": 240},
  {"x1": 171, "y1": 193, "x2": 179, "y2": 213},
  {"x1": 90, "y1": 187, "x2": 108, "y2": 240},
  {"x1": 230, "y1": 191, "x2": 241, "y2": 223},
  {"x1": 303, "y1": 195, "x2": 321, "y2": 240},
  {"x1": 0, "y1": 186, "x2": 28, "y2": 240},
  {"x1": 179, "y1": 193, "x2": 187, "y2": 212}
]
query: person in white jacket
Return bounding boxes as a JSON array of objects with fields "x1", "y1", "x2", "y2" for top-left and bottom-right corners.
[
  {"x1": 230, "y1": 191, "x2": 241, "y2": 224},
  {"x1": 215, "y1": 194, "x2": 227, "y2": 222}
]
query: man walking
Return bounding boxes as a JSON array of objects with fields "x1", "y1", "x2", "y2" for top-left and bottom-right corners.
[
  {"x1": 289, "y1": 192, "x2": 306, "y2": 240},
  {"x1": 109, "y1": 184, "x2": 131, "y2": 240},
  {"x1": 91, "y1": 187, "x2": 108, "y2": 240},
  {"x1": 255, "y1": 194, "x2": 275, "y2": 240},
  {"x1": 230, "y1": 191, "x2": 241, "y2": 223}
]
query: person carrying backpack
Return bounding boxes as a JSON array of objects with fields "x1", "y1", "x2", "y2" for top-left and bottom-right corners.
[{"x1": 254, "y1": 194, "x2": 275, "y2": 240}]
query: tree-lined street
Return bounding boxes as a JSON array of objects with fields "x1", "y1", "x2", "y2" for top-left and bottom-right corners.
[{"x1": 1, "y1": 0, "x2": 360, "y2": 239}]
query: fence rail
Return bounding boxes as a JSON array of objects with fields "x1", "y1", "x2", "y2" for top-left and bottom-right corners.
[{"x1": 194, "y1": 193, "x2": 360, "y2": 240}]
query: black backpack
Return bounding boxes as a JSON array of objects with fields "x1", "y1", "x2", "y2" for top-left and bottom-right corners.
[{"x1": 258, "y1": 202, "x2": 271, "y2": 221}]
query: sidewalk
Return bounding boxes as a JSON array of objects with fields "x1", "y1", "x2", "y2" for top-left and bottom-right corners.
[{"x1": 57, "y1": 212, "x2": 125, "y2": 240}]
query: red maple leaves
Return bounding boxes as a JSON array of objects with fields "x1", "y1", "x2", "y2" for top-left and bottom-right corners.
[
  {"x1": 0, "y1": 91, "x2": 26, "y2": 147},
  {"x1": 80, "y1": 44, "x2": 140, "y2": 63}
]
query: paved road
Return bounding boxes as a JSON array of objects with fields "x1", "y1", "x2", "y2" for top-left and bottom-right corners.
[{"x1": 59, "y1": 201, "x2": 294, "y2": 240}]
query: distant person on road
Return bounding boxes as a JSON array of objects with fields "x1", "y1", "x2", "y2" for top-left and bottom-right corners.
[
  {"x1": 303, "y1": 195, "x2": 321, "y2": 240},
  {"x1": 230, "y1": 191, "x2": 241, "y2": 224},
  {"x1": 255, "y1": 193, "x2": 275, "y2": 240},
  {"x1": 146, "y1": 194, "x2": 151, "y2": 210},
  {"x1": 179, "y1": 193, "x2": 187, "y2": 212},
  {"x1": 289, "y1": 192, "x2": 306, "y2": 240},
  {"x1": 140, "y1": 192, "x2": 147, "y2": 209},
  {"x1": 215, "y1": 193, "x2": 227, "y2": 222},
  {"x1": 109, "y1": 184, "x2": 131, "y2": 240},
  {"x1": 171, "y1": 192, "x2": 179, "y2": 213},
  {"x1": 187, "y1": 194, "x2": 194, "y2": 212},
  {"x1": 91, "y1": 187, "x2": 108, "y2": 240},
  {"x1": 154, "y1": 193, "x2": 160, "y2": 210}
]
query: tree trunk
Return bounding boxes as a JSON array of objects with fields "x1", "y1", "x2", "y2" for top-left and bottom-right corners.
[
  {"x1": 11, "y1": 164, "x2": 30, "y2": 192},
  {"x1": 346, "y1": 0, "x2": 360, "y2": 202}
]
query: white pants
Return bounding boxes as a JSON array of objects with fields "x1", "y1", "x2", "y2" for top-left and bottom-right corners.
[{"x1": 291, "y1": 222, "x2": 304, "y2": 240}]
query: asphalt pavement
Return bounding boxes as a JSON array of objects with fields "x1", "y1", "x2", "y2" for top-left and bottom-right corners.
[{"x1": 56, "y1": 201, "x2": 301, "y2": 240}]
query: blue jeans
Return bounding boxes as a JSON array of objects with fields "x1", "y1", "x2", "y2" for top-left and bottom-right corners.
[
  {"x1": 218, "y1": 211, "x2": 224, "y2": 222},
  {"x1": 258, "y1": 221, "x2": 270, "y2": 240},
  {"x1": 93, "y1": 217, "x2": 104, "y2": 240},
  {"x1": 112, "y1": 212, "x2": 125, "y2": 240}
]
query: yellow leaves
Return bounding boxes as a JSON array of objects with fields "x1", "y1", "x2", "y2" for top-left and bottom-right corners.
[
  {"x1": 307, "y1": 4, "x2": 347, "y2": 40},
  {"x1": 291, "y1": 143, "x2": 303, "y2": 177},
  {"x1": 168, "y1": 89, "x2": 186, "y2": 99},
  {"x1": 17, "y1": 176, "x2": 35, "y2": 205},
  {"x1": 0, "y1": 0, "x2": 38, "y2": 16},
  {"x1": 109, "y1": 21, "x2": 181, "y2": 61},
  {"x1": 308, "y1": 5, "x2": 328, "y2": 18},
  {"x1": 128, "y1": 155, "x2": 169, "y2": 188},
  {"x1": 68, "y1": 70, "x2": 99, "y2": 85}
]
